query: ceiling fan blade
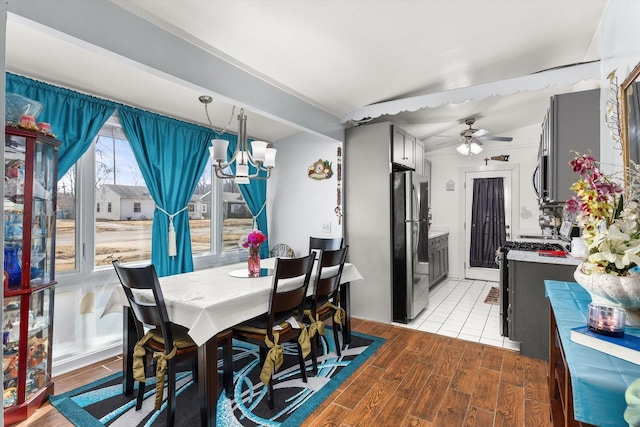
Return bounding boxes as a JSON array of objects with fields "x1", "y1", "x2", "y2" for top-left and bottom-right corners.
[
  {"x1": 472, "y1": 128, "x2": 490, "y2": 137},
  {"x1": 484, "y1": 136, "x2": 513, "y2": 142},
  {"x1": 436, "y1": 138, "x2": 459, "y2": 146}
]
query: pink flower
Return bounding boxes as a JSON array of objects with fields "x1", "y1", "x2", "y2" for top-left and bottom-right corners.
[
  {"x1": 241, "y1": 230, "x2": 267, "y2": 250},
  {"x1": 565, "y1": 198, "x2": 580, "y2": 213}
]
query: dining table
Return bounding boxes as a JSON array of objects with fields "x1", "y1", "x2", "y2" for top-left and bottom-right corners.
[{"x1": 102, "y1": 257, "x2": 363, "y2": 427}]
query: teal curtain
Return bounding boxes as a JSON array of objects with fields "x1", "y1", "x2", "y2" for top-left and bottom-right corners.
[
  {"x1": 118, "y1": 106, "x2": 213, "y2": 276},
  {"x1": 227, "y1": 139, "x2": 270, "y2": 258},
  {"x1": 6, "y1": 73, "x2": 116, "y2": 178}
]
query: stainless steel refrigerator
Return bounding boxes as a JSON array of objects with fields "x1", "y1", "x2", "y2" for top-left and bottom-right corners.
[{"x1": 392, "y1": 169, "x2": 430, "y2": 323}]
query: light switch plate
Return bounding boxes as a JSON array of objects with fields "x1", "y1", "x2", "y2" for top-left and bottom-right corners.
[{"x1": 322, "y1": 222, "x2": 331, "y2": 233}]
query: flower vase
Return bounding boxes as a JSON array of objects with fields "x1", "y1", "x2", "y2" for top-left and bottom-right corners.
[
  {"x1": 248, "y1": 248, "x2": 261, "y2": 278},
  {"x1": 574, "y1": 262, "x2": 640, "y2": 327}
]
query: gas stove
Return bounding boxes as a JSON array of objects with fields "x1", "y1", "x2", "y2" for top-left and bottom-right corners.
[{"x1": 501, "y1": 241, "x2": 566, "y2": 252}]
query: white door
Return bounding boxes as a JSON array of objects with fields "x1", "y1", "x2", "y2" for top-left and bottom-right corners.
[{"x1": 464, "y1": 170, "x2": 512, "y2": 281}]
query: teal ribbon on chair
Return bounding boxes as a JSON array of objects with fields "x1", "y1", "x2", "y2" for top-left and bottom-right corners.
[
  {"x1": 132, "y1": 331, "x2": 178, "y2": 410},
  {"x1": 261, "y1": 333, "x2": 284, "y2": 385}
]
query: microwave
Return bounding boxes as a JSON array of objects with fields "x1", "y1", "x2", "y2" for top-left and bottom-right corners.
[{"x1": 533, "y1": 144, "x2": 549, "y2": 203}]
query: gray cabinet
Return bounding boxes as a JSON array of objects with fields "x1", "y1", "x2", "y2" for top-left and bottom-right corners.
[
  {"x1": 428, "y1": 234, "x2": 448, "y2": 287},
  {"x1": 415, "y1": 140, "x2": 425, "y2": 176},
  {"x1": 392, "y1": 127, "x2": 416, "y2": 170},
  {"x1": 541, "y1": 89, "x2": 600, "y2": 203},
  {"x1": 508, "y1": 260, "x2": 576, "y2": 360}
]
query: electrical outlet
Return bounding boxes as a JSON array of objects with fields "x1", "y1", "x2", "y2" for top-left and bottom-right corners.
[{"x1": 321, "y1": 222, "x2": 331, "y2": 233}]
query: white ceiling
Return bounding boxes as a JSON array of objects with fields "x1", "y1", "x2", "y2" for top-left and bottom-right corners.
[{"x1": 5, "y1": 0, "x2": 607, "y2": 151}]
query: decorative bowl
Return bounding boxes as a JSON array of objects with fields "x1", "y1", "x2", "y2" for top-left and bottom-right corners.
[
  {"x1": 5, "y1": 93, "x2": 43, "y2": 124},
  {"x1": 574, "y1": 262, "x2": 640, "y2": 326}
]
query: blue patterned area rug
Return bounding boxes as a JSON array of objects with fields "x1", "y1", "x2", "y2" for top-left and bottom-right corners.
[{"x1": 50, "y1": 330, "x2": 384, "y2": 426}]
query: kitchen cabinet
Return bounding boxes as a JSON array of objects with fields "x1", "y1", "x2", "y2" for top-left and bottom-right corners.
[
  {"x1": 392, "y1": 127, "x2": 416, "y2": 170},
  {"x1": 507, "y1": 258, "x2": 576, "y2": 360},
  {"x1": 3, "y1": 126, "x2": 59, "y2": 425},
  {"x1": 540, "y1": 89, "x2": 599, "y2": 204},
  {"x1": 415, "y1": 140, "x2": 425, "y2": 176},
  {"x1": 428, "y1": 233, "x2": 448, "y2": 287}
]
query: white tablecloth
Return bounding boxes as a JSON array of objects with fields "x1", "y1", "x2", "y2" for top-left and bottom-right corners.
[{"x1": 103, "y1": 258, "x2": 363, "y2": 346}]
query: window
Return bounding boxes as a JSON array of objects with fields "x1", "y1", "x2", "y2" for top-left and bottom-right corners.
[
  {"x1": 94, "y1": 126, "x2": 151, "y2": 267},
  {"x1": 188, "y1": 203, "x2": 196, "y2": 213},
  {"x1": 190, "y1": 162, "x2": 252, "y2": 254},
  {"x1": 52, "y1": 113, "x2": 254, "y2": 371},
  {"x1": 56, "y1": 165, "x2": 77, "y2": 273}
]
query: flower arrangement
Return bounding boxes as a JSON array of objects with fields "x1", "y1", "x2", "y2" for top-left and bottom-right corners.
[
  {"x1": 566, "y1": 152, "x2": 640, "y2": 276},
  {"x1": 239, "y1": 229, "x2": 267, "y2": 254}
]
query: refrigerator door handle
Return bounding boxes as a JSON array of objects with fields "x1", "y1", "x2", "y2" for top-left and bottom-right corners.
[{"x1": 405, "y1": 219, "x2": 428, "y2": 223}]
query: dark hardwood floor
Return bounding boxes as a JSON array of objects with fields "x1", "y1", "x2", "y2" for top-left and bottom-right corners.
[{"x1": 15, "y1": 318, "x2": 552, "y2": 426}]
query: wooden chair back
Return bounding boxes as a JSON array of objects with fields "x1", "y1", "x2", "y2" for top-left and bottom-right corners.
[
  {"x1": 267, "y1": 252, "x2": 316, "y2": 340},
  {"x1": 112, "y1": 260, "x2": 175, "y2": 350},
  {"x1": 311, "y1": 246, "x2": 349, "y2": 314},
  {"x1": 309, "y1": 237, "x2": 344, "y2": 252}
]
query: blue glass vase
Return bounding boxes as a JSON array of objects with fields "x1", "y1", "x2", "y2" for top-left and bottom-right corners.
[{"x1": 4, "y1": 245, "x2": 21, "y2": 290}]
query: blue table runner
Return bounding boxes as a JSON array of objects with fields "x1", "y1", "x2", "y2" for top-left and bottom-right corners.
[{"x1": 545, "y1": 280, "x2": 640, "y2": 427}]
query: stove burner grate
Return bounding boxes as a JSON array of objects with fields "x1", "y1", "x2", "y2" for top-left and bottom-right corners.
[{"x1": 501, "y1": 241, "x2": 566, "y2": 252}]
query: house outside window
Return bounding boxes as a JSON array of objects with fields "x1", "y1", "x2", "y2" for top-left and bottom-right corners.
[
  {"x1": 133, "y1": 202, "x2": 141, "y2": 213},
  {"x1": 96, "y1": 203, "x2": 100, "y2": 213},
  {"x1": 107, "y1": 202, "x2": 112, "y2": 213}
]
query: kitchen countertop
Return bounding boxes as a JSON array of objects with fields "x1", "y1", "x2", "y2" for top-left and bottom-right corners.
[
  {"x1": 507, "y1": 249, "x2": 583, "y2": 266},
  {"x1": 428, "y1": 230, "x2": 448, "y2": 239}
]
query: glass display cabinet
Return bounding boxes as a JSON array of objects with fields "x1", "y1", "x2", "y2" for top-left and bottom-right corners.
[{"x1": 3, "y1": 126, "x2": 59, "y2": 425}]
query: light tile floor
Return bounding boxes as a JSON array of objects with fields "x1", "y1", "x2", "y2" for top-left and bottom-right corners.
[{"x1": 395, "y1": 277, "x2": 520, "y2": 351}]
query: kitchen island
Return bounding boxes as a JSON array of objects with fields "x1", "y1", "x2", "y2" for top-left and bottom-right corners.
[{"x1": 507, "y1": 249, "x2": 582, "y2": 360}]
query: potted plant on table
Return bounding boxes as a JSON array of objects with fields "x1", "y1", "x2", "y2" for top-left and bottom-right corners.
[
  {"x1": 566, "y1": 152, "x2": 640, "y2": 325},
  {"x1": 239, "y1": 229, "x2": 267, "y2": 277}
]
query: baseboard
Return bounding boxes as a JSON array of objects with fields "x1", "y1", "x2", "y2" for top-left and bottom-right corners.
[{"x1": 52, "y1": 343, "x2": 122, "y2": 377}]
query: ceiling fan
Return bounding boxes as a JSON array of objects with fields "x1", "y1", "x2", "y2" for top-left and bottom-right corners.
[{"x1": 437, "y1": 118, "x2": 514, "y2": 156}]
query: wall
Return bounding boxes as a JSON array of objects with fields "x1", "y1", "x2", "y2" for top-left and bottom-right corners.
[
  {"x1": 426, "y1": 124, "x2": 541, "y2": 279},
  {"x1": 267, "y1": 132, "x2": 343, "y2": 255},
  {"x1": 599, "y1": 0, "x2": 640, "y2": 173}
]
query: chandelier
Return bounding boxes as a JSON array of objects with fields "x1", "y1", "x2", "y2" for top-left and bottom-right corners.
[
  {"x1": 456, "y1": 139, "x2": 483, "y2": 156},
  {"x1": 199, "y1": 96, "x2": 276, "y2": 184}
]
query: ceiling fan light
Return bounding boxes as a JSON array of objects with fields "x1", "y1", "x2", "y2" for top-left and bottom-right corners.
[
  {"x1": 456, "y1": 143, "x2": 470, "y2": 155},
  {"x1": 470, "y1": 142, "x2": 483, "y2": 154}
]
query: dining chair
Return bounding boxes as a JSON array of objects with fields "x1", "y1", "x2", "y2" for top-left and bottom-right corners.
[
  {"x1": 112, "y1": 260, "x2": 233, "y2": 427},
  {"x1": 232, "y1": 253, "x2": 316, "y2": 409},
  {"x1": 303, "y1": 246, "x2": 349, "y2": 374},
  {"x1": 308, "y1": 237, "x2": 344, "y2": 252}
]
